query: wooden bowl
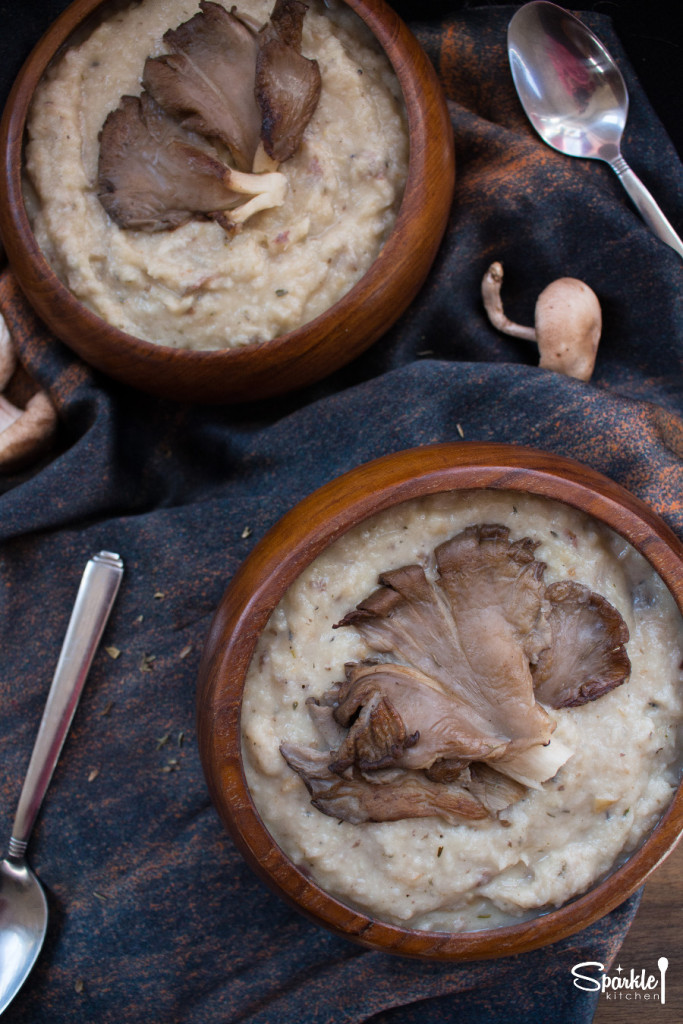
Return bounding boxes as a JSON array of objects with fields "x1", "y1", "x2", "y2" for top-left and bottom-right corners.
[
  {"x1": 0, "y1": 0, "x2": 453, "y2": 404},
  {"x1": 197, "y1": 442, "x2": 683, "y2": 959}
]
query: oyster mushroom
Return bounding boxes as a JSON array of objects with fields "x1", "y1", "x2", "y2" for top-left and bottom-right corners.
[
  {"x1": 256, "y1": 0, "x2": 322, "y2": 163},
  {"x1": 100, "y1": 0, "x2": 319, "y2": 234},
  {"x1": 481, "y1": 261, "x2": 602, "y2": 381},
  {"x1": 329, "y1": 661, "x2": 509, "y2": 774},
  {"x1": 281, "y1": 523, "x2": 632, "y2": 826},
  {"x1": 142, "y1": 0, "x2": 321, "y2": 173},
  {"x1": 97, "y1": 92, "x2": 285, "y2": 232},
  {"x1": 143, "y1": 1, "x2": 262, "y2": 172},
  {"x1": 338, "y1": 527, "x2": 560, "y2": 786},
  {"x1": 531, "y1": 580, "x2": 631, "y2": 708},
  {"x1": 280, "y1": 743, "x2": 490, "y2": 825}
]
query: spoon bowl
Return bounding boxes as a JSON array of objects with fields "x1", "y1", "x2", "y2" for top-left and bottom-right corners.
[
  {"x1": 507, "y1": 1, "x2": 683, "y2": 258},
  {"x1": 0, "y1": 859, "x2": 47, "y2": 1010}
]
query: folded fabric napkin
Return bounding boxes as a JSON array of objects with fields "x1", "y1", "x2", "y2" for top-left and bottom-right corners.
[{"x1": 1, "y1": 3, "x2": 682, "y2": 1023}]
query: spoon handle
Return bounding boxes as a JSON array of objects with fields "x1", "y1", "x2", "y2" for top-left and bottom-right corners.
[
  {"x1": 8, "y1": 552, "x2": 124, "y2": 858},
  {"x1": 609, "y1": 155, "x2": 683, "y2": 259}
]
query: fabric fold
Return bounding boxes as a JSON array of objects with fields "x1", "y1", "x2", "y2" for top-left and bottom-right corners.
[{"x1": 0, "y1": 5, "x2": 681, "y2": 1023}]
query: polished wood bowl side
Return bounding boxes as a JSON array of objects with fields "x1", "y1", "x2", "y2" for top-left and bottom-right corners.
[
  {"x1": 197, "y1": 442, "x2": 683, "y2": 959},
  {"x1": 0, "y1": 0, "x2": 454, "y2": 403}
]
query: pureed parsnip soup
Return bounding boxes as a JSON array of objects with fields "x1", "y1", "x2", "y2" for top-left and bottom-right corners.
[
  {"x1": 23, "y1": 0, "x2": 408, "y2": 349},
  {"x1": 241, "y1": 490, "x2": 683, "y2": 932}
]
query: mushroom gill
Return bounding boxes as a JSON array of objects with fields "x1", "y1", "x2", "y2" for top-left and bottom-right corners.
[
  {"x1": 531, "y1": 580, "x2": 631, "y2": 708},
  {"x1": 280, "y1": 744, "x2": 490, "y2": 826},
  {"x1": 143, "y1": 1, "x2": 262, "y2": 173},
  {"x1": 97, "y1": 93, "x2": 285, "y2": 232},
  {"x1": 280, "y1": 523, "x2": 632, "y2": 826}
]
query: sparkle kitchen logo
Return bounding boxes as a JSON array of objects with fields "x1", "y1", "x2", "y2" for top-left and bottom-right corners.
[{"x1": 571, "y1": 958, "x2": 669, "y2": 1003}]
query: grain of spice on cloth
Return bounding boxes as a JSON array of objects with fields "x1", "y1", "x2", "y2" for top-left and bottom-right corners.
[{"x1": 0, "y1": 0, "x2": 681, "y2": 1021}]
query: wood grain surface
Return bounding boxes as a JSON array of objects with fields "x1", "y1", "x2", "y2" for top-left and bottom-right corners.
[{"x1": 593, "y1": 840, "x2": 683, "y2": 1023}]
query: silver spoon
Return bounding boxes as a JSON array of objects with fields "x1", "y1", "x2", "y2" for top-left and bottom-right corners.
[
  {"x1": 0, "y1": 551, "x2": 124, "y2": 1014},
  {"x1": 507, "y1": 1, "x2": 683, "y2": 259}
]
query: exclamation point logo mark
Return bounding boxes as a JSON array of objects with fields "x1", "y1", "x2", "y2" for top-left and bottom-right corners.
[{"x1": 658, "y1": 957, "x2": 668, "y2": 1005}]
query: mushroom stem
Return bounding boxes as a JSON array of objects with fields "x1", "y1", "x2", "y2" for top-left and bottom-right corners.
[
  {"x1": 481, "y1": 262, "x2": 536, "y2": 342},
  {"x1": 481, "y1": 261, "x2": 602, "y2": 381},
  {"x1": 220, "y1": 168, "x2": 287, "y2": 228},
  {"x1": 225, "y1": 167, "x2": 286, "y2": 198},
  {"x1": 251, "y1": 141, "x2": 280, "y2": 174}
]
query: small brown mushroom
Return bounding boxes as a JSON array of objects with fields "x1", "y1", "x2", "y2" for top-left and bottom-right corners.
[
  {"x1": 481, "y1": 261, "x2": 602, "y2": 381},
  {"x1": 0, "y1": 314, "x2": 57, "y2": 471}
]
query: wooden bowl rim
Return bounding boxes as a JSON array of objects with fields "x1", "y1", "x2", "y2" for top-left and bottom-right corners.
[
  {"x1": 197, "y1": 441, "x2": 683, "y2": 960},
  {"x1": 0, "y1": 0, "x2": 454, "y2": 399}
]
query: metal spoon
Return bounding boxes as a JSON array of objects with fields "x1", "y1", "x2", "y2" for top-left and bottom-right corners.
[
  {"x1": 0, "y1": 551, "x2": 124, "y2": 1014},
  {"x1": 507, "y1": 1, "x2": 683, "y2": 258}
]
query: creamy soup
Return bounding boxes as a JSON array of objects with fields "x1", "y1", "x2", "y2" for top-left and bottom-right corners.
[
  {"x1": 24, "y1": 0, "x2": 408, "y2": 349},
  {"x1": 241, "y1": 490, "x2": 683, "y2": 932}
]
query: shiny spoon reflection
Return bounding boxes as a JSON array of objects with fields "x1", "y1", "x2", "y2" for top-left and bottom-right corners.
[{"x1": 507, "y1": 1, "x2": 683, "y2": 258}]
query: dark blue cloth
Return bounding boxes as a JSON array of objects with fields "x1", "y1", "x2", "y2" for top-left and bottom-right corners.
[{"x1": 1, "y1": 3, "x2": 681, "y2": 1023}]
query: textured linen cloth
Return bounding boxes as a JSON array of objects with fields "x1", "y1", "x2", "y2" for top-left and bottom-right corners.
[{"x1": 1, "y1": 2, "x2": 682, "y2": 1022}]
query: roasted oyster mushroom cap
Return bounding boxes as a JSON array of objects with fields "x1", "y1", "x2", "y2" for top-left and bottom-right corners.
[
  {"x1": 282, "y1": 522, "x2": 632, "y2": 826},
  {"x1": 330, "y1": 661, "x2": 509, "y2": 774},
  {"x1": 435, "y1": 524, "x2": 552, "y2": 667},
  {"x1": 98, "y1": 92, "x2": 240, "y2": 230},
  {"x1": 280, "y1": 743, "x2": 489, "y2": 825},
  {"x1": 256, "y1": 0, "x2": 322, "y2": 162},
  {"x1": 532, "y1": 580, "x2": 631, "y2": 708},
  {"x1": 338, "y1": 563, "x2": 479, "y2": 696},
  {"x1": 338, "y1": 528, "x2": 556, "y2": 766},
  {"x1": 143, "y1": 0, "x2": 262, "y2": 172},
  {"x1": 98, "y1": 93, "x2": 285, "y2": 232}
]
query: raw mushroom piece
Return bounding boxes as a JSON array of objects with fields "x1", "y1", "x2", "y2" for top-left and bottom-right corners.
[
  {"x1": 280, "y1": 522, "x2": 633, "y2": 826},
  {"x1": 97, "y1": 92, "x2": 285, "y2": 232},
  {"x1": 481, "y1": 261, "x2": 602, "y2": 381},
  {"x1": 143, "y1": 1, "x2": 262, "y2": 172}
]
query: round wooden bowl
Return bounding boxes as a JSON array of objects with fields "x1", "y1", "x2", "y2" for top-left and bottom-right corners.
[
  {"x1": 0, "y1": 0, "x2": 453, "y2": 404},
  {"x1": 197, "y1": 442, "x2": 683, "y2": 959}
]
